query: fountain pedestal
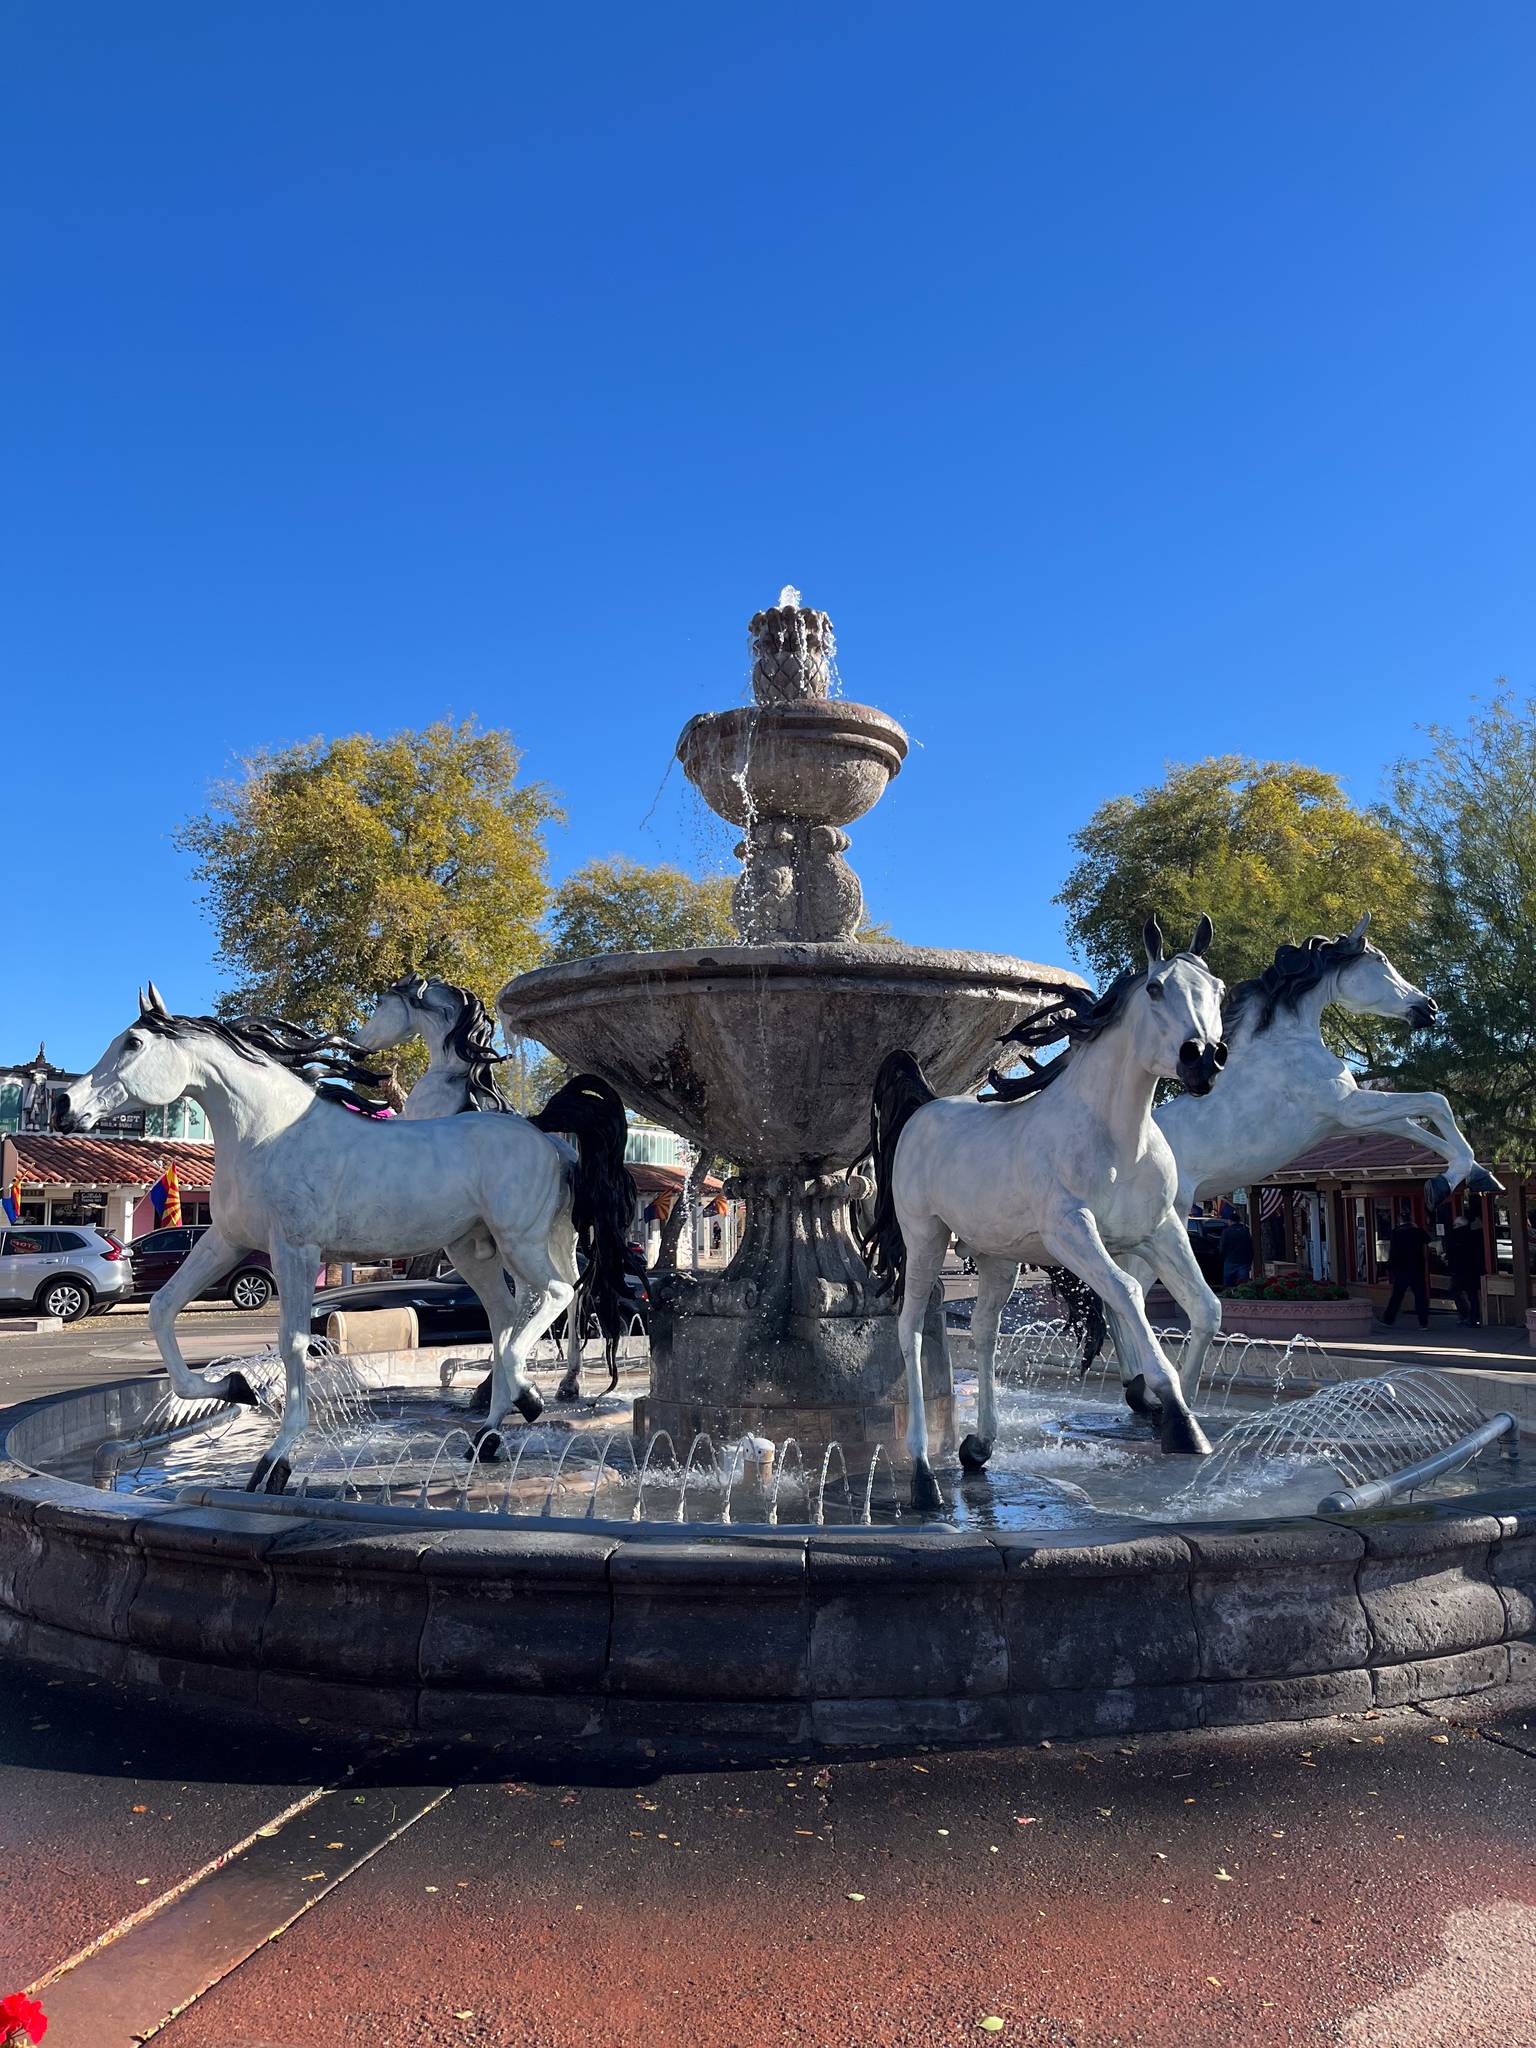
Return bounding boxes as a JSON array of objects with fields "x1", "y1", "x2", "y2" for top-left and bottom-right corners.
[
  {"x1": 499, "y1": 594, "x2": 1083, "y2": 1473},
  {"x1": 636, "y1": 1166, "x2": 954, "y2": 1468}
]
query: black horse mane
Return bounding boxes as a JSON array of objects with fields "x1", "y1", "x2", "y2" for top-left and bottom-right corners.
[
  {"x1": 389, "y1": 973, "x2": 510, "y2": 1112},
  {"x1": 981, "y1": 970, "x2": 1145, "y2": 1102},
  {"x1": 1223, "y1": 928, "x2": 1372, "y2": 1037},
  {"x1": 139, "y1": 1009, "x2": 392, "y2": 1115}
]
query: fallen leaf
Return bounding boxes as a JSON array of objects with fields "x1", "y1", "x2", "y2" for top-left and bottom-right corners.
[
  {"x1": 1207, "y1": 1976, "x2": 1223, "y2": 1988},
  {"x1": 1215, "y1": 1868, "x2": 1233, "y2": 1882},
  {"x1": 1096, "y1": 1808, "x2": 1113, "y2": 1818},
  {"x1": 1015, "y1": 1815, "x2": 1039, "y2": 1827},
  {"x1": 978, "y1": 2019, "x2": 1006, "y2": 2033},
  {"x1": 302, "y1": 1872, "x2": 326, "y2": 1883},
  {"x1": 452, "y1": 2014, "x2": 475, "y2": 2023},
  {"x1": 937, "y1": 1828, "x2": 950, "y2": 1836},
  {"x1": 326, "y1": 1842, "x2": 344, "y2": 1850},
  {"x1": 1429, "y1": 1734, "x2": 1450, "y2": 1745},
  {"x1": 846, "y1": 1892, "x2": 865, "y2": 1901},
  {"x1": 1153, "y1": 1852, "x2": 1167, "y2": 1861},
  {"x1": 131, "y1": 1804, "x2": 148, "y2": 1814}
]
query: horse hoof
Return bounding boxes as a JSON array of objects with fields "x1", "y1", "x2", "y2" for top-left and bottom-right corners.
[
  {"x1": 223, "y1": 1371, "x2": 261, "y2": 1408},
  {"x1": 472, "y1": 1428, "x2": 505, "y2": 1464},
  {"x1": 514, "y1": 1387, "x2": 545, "y2": 1425},
  {"x1": 1467, "y1": 1164, "x2": 1506, "y2": 1195},
  {"x1": 1123, "y1": 1374, "x2": 1162, "y2": 1422},
  {"x1": 554, "y1": 1377, "x2": 581, "y2": 1403},
  {"x1": 958, "y1": 1433, "x2": 993, "y2": 1471},
  {"x1": 1424, "y1": 1174, "x2": 1451, "y2": 1211},
  {"x1": 247, "y1": 1455, "x2": 291, "y2": 1494},
  {"x1": 910, "y1": 1465, "x2": 947, "y2": 1514},
  {"x1": 466, "y1": 1374, "x2": 492, "y2": 1416},
  {"x1": 1158, "y1": 1406, "x2": 1213, "y2": 1456}
]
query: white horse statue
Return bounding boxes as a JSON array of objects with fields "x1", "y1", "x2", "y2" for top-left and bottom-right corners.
[
  {"x1": 1156, "y1": 912, "x2": 1500, "y2": 1214},
  {"x1": 865, "y1": 915, "x2": 1227, "y2": 1511},
  {"x1": 354, "y1": 972, "x2": 510, "y2": 1117},
  {"x1": 354, "y1": 970, "x2": 605, "y2": 1405},
  {"x1": 988, "y1": 911, "x2": 1500, "y2": 1423},
  {"x1": 60, "y1": 986, "x2": 634, "y2": 1492}
]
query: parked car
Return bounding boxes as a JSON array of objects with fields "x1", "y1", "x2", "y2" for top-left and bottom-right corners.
[
  {"x1": 309, "y1": 1258, "x2": 651, "y2": 1347},
  {"x1": 0, "y1": 1225, "x2": 133, "y2": 1322},
  {"x1": 127, "y1": 1225, "x2": 276, "y2": 1311}
]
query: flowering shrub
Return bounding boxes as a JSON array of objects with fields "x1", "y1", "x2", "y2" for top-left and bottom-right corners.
[
  {"x1": 1223, "y1": 1272, "x2": 1349, "y2": 1302},
  {"x1": 0, "y1": 1992, "x2": 48, "y2": 2045}
]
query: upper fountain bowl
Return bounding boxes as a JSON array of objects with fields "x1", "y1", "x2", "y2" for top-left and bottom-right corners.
[
  {"x1": 677, "y1": 701, "x2": 908, "y2": 830},
  {"x1": 499, "y1": 942, "x2": 1081, "y2": 1168}
]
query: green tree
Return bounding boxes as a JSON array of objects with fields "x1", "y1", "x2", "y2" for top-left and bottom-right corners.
[
  {"x1": 1055, "y1": 756, "x2": 1422, "y2": 998},
  {"x1": 545, "y1": 856, "x2": 736, "y2": 961},
  {"x1": 176, "y1": 722, "x2": 560, "y2": 1081},
  {"x1": 1385, "y1": 691, "x2": 1536, "y2": 1167}
]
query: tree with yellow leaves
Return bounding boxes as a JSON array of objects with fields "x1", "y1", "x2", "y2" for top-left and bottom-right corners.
[
  {"x1": 1055, "y1": 756, "x2": 1422, "y2": 1002},
  {"x1": 176, "y1": 721, "x2": 560, "y2": 1052}
]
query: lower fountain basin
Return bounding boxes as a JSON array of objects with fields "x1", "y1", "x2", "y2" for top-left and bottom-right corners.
[
  {"x1": 498, "y1": 942, "x2": 1079, "y2": 1167},
  {"x1": 2, "y1": 1347, "x2": 1531, "y2": 1752}
]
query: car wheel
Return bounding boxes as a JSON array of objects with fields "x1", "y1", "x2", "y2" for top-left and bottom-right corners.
[
  {"x1": 230, "y1": 1269, "x2": 275, "y2": 1311},
  {"x1": 38, "y1": 1278, "x2": 92, "y2": 1322}
]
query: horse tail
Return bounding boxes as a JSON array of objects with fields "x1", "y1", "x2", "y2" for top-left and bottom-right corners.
[
  {"x1": 862, "y1": 1050, "x2": 935, "y2": 1303},
  {"x1": 1048, "y1": 1266, "x2": 1108, "y2": 1374},
  {"x1": 532, "y1": 1074, "x2": 636, "y2": 1392}
]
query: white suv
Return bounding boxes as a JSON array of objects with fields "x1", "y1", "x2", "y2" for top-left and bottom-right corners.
[{"x1": 0, "y1": 1226, "x2": 133, "y2": 1321}]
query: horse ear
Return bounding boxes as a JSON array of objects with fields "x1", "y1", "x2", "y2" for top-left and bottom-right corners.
[
  {"x1": 1190, "y1": 913, "x2": 1214, "y2": 959},
  {"x1": 146, "y1": 980, "x2": 169, "y2": 1016},
  {"x1": 1142, "y1": 915, "x2": 1165, "y2": 967},
  {"x1": 137, "y1": 987, "x2": 152, "y2": 1017},
  {"x1": 1348, "y1": 911, "x2": 1371, "y2": 945}
]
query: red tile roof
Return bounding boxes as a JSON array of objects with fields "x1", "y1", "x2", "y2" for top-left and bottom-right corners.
[
  {"x1": 628, "y1": 1161, "x2": 726, "y2": 1199},
  {"x1": 1271, "y1": 1131, "x2": 1442, "y2": 1181},
  {"x1": 6, "y1": 1134, "x2": 217, "y2": 1190}
]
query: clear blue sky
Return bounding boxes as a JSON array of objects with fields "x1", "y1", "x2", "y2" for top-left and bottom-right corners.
[{"x1": 5, "y1": 2, "x2": 1532, "y2": 1069}]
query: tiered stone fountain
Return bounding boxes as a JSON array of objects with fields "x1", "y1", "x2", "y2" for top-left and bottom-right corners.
[{"x1": 498, "y1": 591, "x2": 1079, "y2": 1468}]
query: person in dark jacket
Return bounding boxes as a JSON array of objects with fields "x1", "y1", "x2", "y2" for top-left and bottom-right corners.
[
  {"x1": 1445, "y1": 1213, "x2": 1485, "y2": 1327},
  {"x1": 1219, "y1": 1217, "x2": 1253, "y2": 1288},
  {"x1": 1381, "y1": 1214, "x2": 1431, "y2": 1328}
]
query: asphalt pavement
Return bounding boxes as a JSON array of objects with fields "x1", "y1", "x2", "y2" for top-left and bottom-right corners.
[{"x1": 3, "y1": 1310, "x2": 1536, "y2": 2045}]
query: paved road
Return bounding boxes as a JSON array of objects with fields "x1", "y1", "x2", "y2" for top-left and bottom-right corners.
[{"x1": 4, "y1": 1316, "x2": 1536, "y2": 2044}]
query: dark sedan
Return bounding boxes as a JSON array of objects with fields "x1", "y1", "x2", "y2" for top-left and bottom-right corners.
[
  {"x1": 127, "y1": 1225, "x2": 277, "y2": 1311},
  {"x1": 309, "y1": 1265, "x2": 650, "y2": 1346}
]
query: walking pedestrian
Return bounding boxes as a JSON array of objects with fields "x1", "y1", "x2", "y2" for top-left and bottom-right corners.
[
  {"x1": 1219, "y1": 1215, "x2": 1253, "y2": 1288},
  {"x1": 1381, "y1": 1211, "x2": 1431, "y2": 1329},
  {"x1": 1445, "y1": 1212, "x2": 1485, "y2": 1328}
]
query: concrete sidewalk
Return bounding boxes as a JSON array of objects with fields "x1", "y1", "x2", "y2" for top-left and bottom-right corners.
[{"x1": 3, "y1": 1659, "x2": 1535, "y2": 2048}]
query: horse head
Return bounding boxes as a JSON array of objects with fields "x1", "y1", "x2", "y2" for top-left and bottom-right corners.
[
  {"x1": 58, "y1": 985, "x2": 197, "y2": 1130},
  {"x1": 354, "y1": 973, "x2": 432, "y2": 1054},
  {"x1": 1329, "y1": 913, "x2": 1438, "y2": 1030},
  {"x1": 1140, "y1": 914, "x2": 1228, "y2": 1095}
]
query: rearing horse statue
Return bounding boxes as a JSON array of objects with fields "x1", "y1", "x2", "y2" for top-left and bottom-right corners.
[{"x1": 1157, "y1": 912, "x2": 1500, "y2": 1215}]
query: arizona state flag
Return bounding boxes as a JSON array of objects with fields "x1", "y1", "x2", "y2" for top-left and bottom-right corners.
[{"x1": 149, "y1": 1162, "x2": 182, "y2": 1227}]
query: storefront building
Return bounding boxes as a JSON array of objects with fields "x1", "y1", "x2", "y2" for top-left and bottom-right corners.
[
  {"x1": 0, "y1": 1134, "x2": 215, "y2": 1244},
  {"x1": 1261, "y1": 1133, "x2": 1533, "y2": 1327}
]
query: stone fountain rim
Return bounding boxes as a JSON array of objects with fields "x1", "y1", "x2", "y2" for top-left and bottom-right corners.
[
  {"x1": 499, "y1": 941, "x2": 1087, "y2": 1018},
  {"x1": 1, "y1": 1377, "x2": 1532, "y2": 1751}
]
